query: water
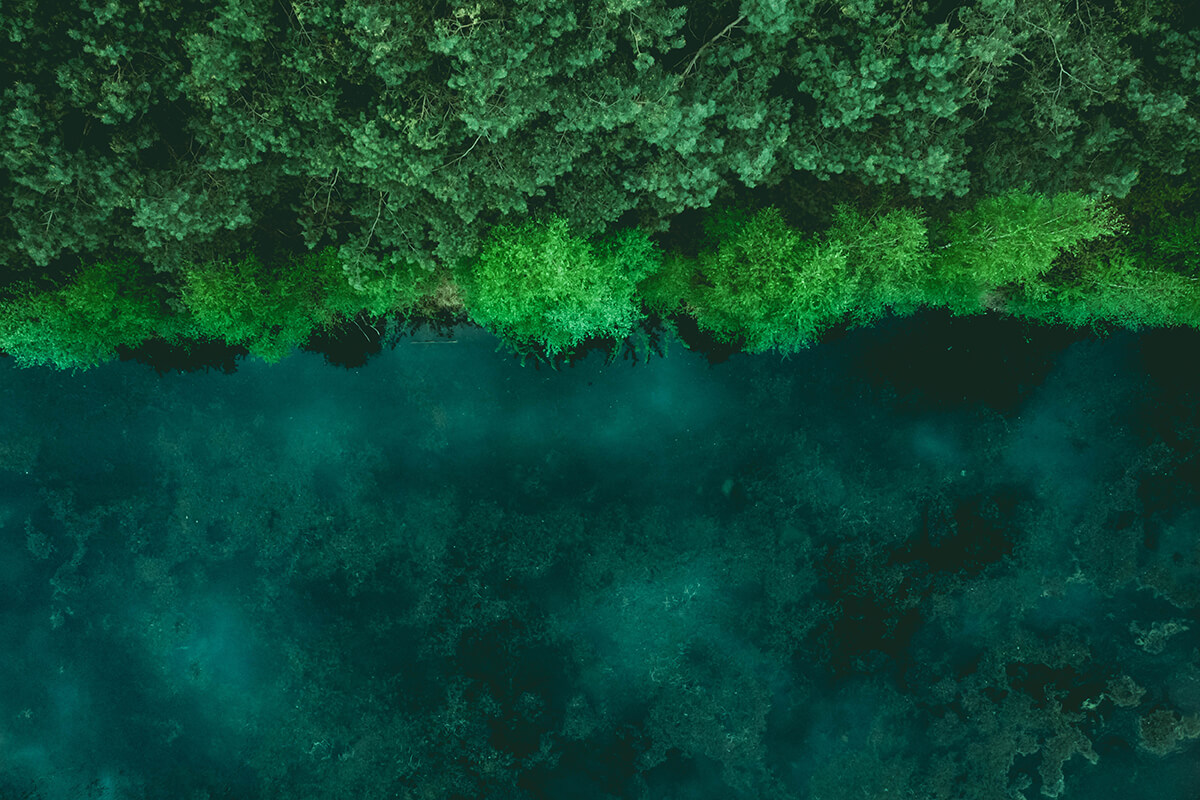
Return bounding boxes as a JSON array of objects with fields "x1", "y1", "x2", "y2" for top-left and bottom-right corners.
[{"x1": 1, "y1": 312, "x2": 1197, "y2": 799}]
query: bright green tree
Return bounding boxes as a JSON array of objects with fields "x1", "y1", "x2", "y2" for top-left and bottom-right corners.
[
  {"x1": 180, "y1": 246, "x2": 434, "y2": 362},
  {"x1": 1006, "y1": 240, "x2": 1200, "y2": 331},
  {"x1": 0, "y1": 258, "x2": 173, "y2": 370},
  {"x1": 457, "y1": 215, "x2": 661, "y2": 357},
  {"x1": 827, "y1": 204, "x2": 933, "y2": 319},
  {"x1": 689, "y1": 206, "x2": 857, "y2": 353},
  {"x1": 931, "y1": 190, "x2": 1125, "y2": 313}
]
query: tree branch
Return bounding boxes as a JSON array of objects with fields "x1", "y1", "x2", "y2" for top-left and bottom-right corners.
[{"x1": 678, "y1": 15, "x2": 746, "y2": 79}]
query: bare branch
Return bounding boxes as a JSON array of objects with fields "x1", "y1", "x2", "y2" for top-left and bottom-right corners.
[
  {"x1": 433, "y1": 134, "x2": 484, "y2": 172},
  {"x1": 361, "y1": 189, "x2": 387, "y2": 252},
  {"x1": 678, "y1": 14, "x2": 746, "y2": 79}
]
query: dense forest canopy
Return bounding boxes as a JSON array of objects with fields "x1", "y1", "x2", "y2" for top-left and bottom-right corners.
[{"x1": 0, "y1": 0, "x2": 1198, "y2": 366}]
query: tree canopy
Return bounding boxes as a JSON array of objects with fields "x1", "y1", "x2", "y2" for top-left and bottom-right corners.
[
  {"x1": 1, "y1": 0, "x2": 1199, "y2": 365},
  {"x1": 3, "y1": 0, "x2": 1197, "y2": 282}
]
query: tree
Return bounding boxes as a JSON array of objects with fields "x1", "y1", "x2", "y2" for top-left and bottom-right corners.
[
  {"x1": 827, "y1": 204, "x2": 933, "y2": 319},
  {"x1": 1011, "y1": 241, "x2": 1200, "y2": 330},
  {"x1": 955, "y1": 0, "x2": 1200, "y2": 197},
  {"x1": 0, "y1": 258, "x2": 172, "y2": 370},
  {"x1": 689, "y1": 206, "x2": 856, "y2": 353},
  {"x1": 180, "y1": 246, "x2": 434, "y2": 362},
  {"x1": 456, "y1": 214, "x2": 661, "y2": 357},
  {"x1": 781, "y1": 4, "x2": 975, "y2": 199},
  {"x1": 931, "y1": 190, "x2": 1125, "y2": 313}
]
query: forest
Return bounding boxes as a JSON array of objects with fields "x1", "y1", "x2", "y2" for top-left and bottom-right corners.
[
  {"x1": 1, "y1": 0, "x2": 1199, "y2": 368},
  {"x1": 3, "y1": 3, "x2": 1200, "y2": 800}
]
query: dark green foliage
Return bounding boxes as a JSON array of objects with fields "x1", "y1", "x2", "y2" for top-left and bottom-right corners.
[
  {"x1": 948, "y1": 0, "x2": 1200, "y2": 197},
  {"x1": 4, "y1": 0, "x2": 1200, "y2": 285},
  {"x1": 782, "y1": 4, "x2": 974, "y2": 198},
  {"x1": 1144, "y1": 215, "x2": 1200, "y2": 278},
  {"x1": 3, "y1": 0, "x2": 1200, "y2": 365},
  {"x1": 1116, "y1": 161, "x2": 1200, "y2": 278},
  {"x1": 1, "y1": 81, "x2": 143, "y2": 271},
  {"x1": 0, "y1": 0, "x2": 216, "y2": 274}
]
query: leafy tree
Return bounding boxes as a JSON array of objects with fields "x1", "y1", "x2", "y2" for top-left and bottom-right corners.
[
  {"x1": 827, "y1": 204, "x2": 933, "y2": 320},
  {"x1": 456, "y1": 215, "x2": 661, "y2": 357},
  {"x1": 636, "y1": 249, "x2": 704, "y2": 322},
  {"x1": 955, "y1": 0, "x2": 1200, "y2": 197},
  {"x1": 180, "y1": 246, "x2": 434, "y2": 362},
  {"x1": 0, "y1": 258, "x2": 173, "y2": 370},
  {"x1": 689, "y1": 206, "x2": 856, "y2": 353},
  {"x1": 1, "y1": 81, "x2": 144, "y2": 273},
  {"x1": 1008, "y1": 240, "x2": 1200, "y2": 331},
  {"x1": 1143, "y1": 214, "x2": 1200, "y2": 277},
  {"x1": 781, "y1": 4, "x2": 975, "y2": 198},
  {"x1": 930, "y1": 190, "x2": 1125, "y2": 313},
  {"x1": 0, "y1": 0, "x2": 215, "y2": 275}
]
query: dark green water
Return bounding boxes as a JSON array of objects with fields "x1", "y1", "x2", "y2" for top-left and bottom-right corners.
[{"x1": 1, "y1": 313, "x2": 1198, "y2": 799}]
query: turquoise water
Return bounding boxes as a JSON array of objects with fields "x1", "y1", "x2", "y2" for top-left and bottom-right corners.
[{"x1": 1, "y1": 313, "x2": 1198, "y2": 799}]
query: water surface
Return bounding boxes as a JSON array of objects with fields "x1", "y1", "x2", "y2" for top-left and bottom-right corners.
[{"x1": 1, "y1": 313, "x2": 1198, "y2": 799}]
